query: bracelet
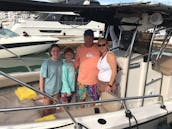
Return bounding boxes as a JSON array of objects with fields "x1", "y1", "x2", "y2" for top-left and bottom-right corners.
[{"x1": 108, "y1": 84, "x2": 112, "y2": 88}]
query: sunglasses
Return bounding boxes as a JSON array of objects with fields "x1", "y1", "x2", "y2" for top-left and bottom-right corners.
[{"x1": 98, "y1": 44, "x2": 106, "y2": 47}]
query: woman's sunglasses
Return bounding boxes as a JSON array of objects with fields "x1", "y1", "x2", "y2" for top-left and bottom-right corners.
[{"x1": 98, "y1": 44, "x2": 106, "y2": 47}]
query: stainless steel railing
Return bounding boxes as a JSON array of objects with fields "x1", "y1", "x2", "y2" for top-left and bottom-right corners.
[
  {"x1": 0, "y1": 71, "x2": 78, "y2": 128},
  {"x1": 0, "y1": 44, "x2": 32, "y2": 72},
  {"x1": 0, "y1": 94, "x2": 164, "y2": 113},
  {"x1": 0, "y1": 70, "x2": 166, "y2": 128}
]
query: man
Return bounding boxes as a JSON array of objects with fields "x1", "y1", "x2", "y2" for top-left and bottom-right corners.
[{"x1": 74, "y1": 29, "x2": 100, "y2": 107}]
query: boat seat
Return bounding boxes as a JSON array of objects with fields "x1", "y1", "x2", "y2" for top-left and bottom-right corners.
[
  {"x1": 152, "y1": 55, "x2": 172, "y2": 76},
  {"x1": 100, "y1": 92, "x2": 121, "y2": 112},
  {"x1": 0, "y1": 88, "x2": 41, "y2": 125}
]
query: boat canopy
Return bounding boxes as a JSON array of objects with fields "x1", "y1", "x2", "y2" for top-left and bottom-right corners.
[{"x1": 1, "y1": 1, "x2": 172, "y2": 27}]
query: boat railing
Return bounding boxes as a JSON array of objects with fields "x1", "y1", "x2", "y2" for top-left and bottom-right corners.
[
  {"x1": 119, "y1": 24, "x2": 166, "y2": 107},
  {"x1": 0, "y1": 94, "x2": 165, "y2": 113},
  {"x1": 124, "y1": 28, "x2": 138, "y2": 98},
  {"x1": 146, "y1": 77, "x2": 162, "y2": 87},
  {"x1": 0, "y1": 57, "x2": 46, "y2": 61},
  {"x1": 0, "y1": 70, "x2": 166, "y2": 128},
  {"x1": 0, "y1": 71, "x2": 78, "y2": 128},
  {"x1": 155, "y1": 30, "x2": 172, "y2": 62},
  {"x1": 0, "y1": 44, "x2": 32, "y2": 72},
  {"x1": 141, "y1": 26, "x2": 170, "y2": 106},
  {"x1": 110, "y1": 27, "x2": 164, "y2": 106}
]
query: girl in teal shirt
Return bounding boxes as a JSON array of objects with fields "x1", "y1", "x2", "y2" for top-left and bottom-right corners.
[{"x1": 61, "y1": 47, "x2": 75, "y2": 103}]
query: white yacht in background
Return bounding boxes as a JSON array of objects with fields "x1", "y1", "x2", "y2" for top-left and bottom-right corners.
[
  {"x1": 0, "y1": 28, "x2": 58, "y2": 58},
  {"x1": 11, "y1": 12, "x2": 105, "y2": 43}
]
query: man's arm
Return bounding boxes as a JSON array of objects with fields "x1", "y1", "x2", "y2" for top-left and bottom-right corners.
[{"x1": 74, "y1": 48, "x2": 80, "y2": 69}]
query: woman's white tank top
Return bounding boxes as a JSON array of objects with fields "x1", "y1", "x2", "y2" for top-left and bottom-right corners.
[{"x1": 97, "y1": 52, "x2": 112, "y2": 82}]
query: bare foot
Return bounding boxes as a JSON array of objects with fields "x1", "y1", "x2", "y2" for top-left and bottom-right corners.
[
  {"x1": 90, "y1": 103, "x2": 95, "y2": 107},
  {"x1": 57, "y1": 107, "x2": 64, "y2": 112},
  {"x1": 80, "y1": 105, "x2": 85, "y2": 108}
]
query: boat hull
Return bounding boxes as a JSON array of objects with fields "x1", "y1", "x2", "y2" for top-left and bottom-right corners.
[
  {"x1": 0, "y1": 36, "x2": 58, "y2": 58},
  {"x1": 1, "y1": 100, "x2": 172, "y2": 129},
  {"x1": 0, "y1": 43, "x2": 53, "y2": 58},
  {"x1": 11, "y1": 20, "x2": 104, "y2": 38}
]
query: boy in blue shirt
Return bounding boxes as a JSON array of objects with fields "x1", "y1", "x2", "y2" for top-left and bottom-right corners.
[{"x1": 39, "y1": 44, "x2": 62, "y2": 116}]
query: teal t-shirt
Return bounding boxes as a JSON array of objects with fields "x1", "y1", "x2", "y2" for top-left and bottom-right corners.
[
  {"x1": 61, "y1": 60, "x2": 75, "y2": 94},
  {"x1": 40, "y1": 58, "x2": 62, "y2": 96}
]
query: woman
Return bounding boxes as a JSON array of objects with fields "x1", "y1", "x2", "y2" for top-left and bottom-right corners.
[{"x1": 97, "y1": 38, "x2": 117, "y2": 95}]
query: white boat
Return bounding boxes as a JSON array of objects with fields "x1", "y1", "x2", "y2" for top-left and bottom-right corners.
[
  {"x1": 0, "y1": 28, "x2": 59, "y2": 58},
  {"x1": 1, "y1": 1, "x2": 172, "y2": 129},
  {"x1": 11, "y1": 11, "x2": 105, "y2": 42}
]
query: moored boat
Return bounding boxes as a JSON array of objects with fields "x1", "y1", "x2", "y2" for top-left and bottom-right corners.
[
  {"x1": 11, "y1": 11, "x2": 105, "y2": 40},
  {"x1": 0, "y1": 28, "x2": 59, "y2": 58}
]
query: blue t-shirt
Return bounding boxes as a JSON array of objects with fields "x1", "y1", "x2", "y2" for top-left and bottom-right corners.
[
  {"x1": 61, "y1": 60, "x2": 75, "y2": 94},
  {"x1": 40, "y1": 58, "x2": 62, "y2": 96}
]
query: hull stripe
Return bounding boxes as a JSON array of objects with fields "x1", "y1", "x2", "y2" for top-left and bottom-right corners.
[{"x1": 0, "y1": 41, "x2": 57, "y2": 49}]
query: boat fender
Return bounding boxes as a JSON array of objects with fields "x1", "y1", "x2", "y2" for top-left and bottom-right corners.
[
  {"x1": 35, "y1": 114, "x2": 56, "y2": 122},
  {"x1": 15, "y1": 86, "x2": 37, "y2": 101}
]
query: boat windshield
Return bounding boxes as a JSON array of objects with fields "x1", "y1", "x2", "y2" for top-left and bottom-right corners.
[
  {"x1": 0, "y1": 29, "x2": 19, "y2": 38},
  {"x1": 36, "y1": 13, "x2": 90, "y2": 25}
]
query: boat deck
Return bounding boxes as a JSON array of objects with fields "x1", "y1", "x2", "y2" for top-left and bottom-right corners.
[
  {"x1": 0, "y1": 83, "x2": 121, "y2": 126},
  {"x1": 0, "y1": 85, "x2": 41, "y2": 125}
]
